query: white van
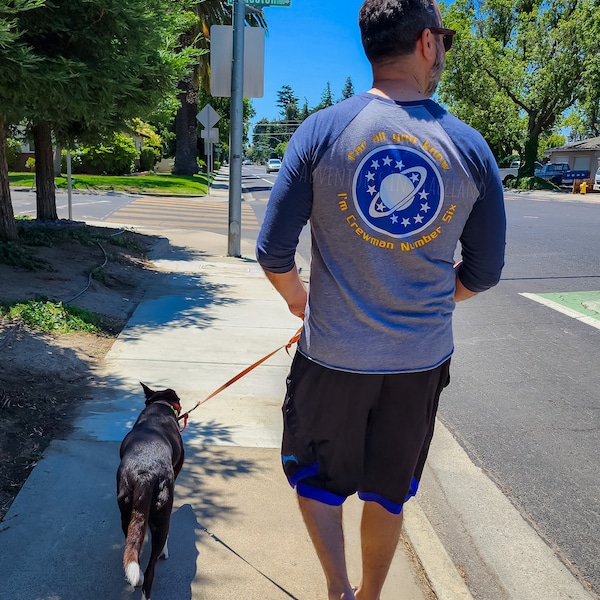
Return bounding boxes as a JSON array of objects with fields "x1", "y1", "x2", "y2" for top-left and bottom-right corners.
[{"x1": 594, "y1": 166, "x2": 600, "y2": 191}]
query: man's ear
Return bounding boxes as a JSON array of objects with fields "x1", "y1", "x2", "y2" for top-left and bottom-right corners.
[{"x1": 418, "y1": 28, "x2": 437, "y2": 62}]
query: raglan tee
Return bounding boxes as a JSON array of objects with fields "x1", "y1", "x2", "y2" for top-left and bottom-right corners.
[{"x1": 257, "y1": 92, "x2": 506, "y2": 373}]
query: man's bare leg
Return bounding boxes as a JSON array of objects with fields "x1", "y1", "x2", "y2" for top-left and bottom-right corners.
[
  {"x1": 354, "y1": 501, "x2": 403, "y2": 600},
  {"x1": 297, "y1": 495, "x2": 356, "y2": 600}
]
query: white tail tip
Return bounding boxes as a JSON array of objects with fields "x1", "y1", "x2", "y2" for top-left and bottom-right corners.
[{"x1": 125, "y1": 562, "x2": 143, "y2": 587}]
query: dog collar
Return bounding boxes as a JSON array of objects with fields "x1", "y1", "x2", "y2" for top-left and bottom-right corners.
[{"x1": 153, "y1": 400, "x2": 181, "y2": 417}]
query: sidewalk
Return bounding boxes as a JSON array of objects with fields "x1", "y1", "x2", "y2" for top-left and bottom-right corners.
[{"x1": 0, "y1": 169, "x2": 471, "y2": 600}]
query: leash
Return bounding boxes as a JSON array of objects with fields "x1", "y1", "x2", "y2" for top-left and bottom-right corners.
[
  {"x1": 198, "y1": 524, "x2": 300, "y2": 599},
  {"x1": 177, "y1": 327, "x2": 302, "y2": 431}
]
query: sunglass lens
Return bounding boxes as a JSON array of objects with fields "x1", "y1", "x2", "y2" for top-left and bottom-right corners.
[{"x1": 443, "y1": 35, "x2": 453, "y2": 51}]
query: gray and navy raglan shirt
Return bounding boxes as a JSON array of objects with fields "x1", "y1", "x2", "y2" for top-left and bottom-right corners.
[{"x1": 257, "y1": 93, "x2": 506, "y2": 374}]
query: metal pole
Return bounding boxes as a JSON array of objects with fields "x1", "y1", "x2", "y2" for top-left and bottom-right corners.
[
  {"x1": 66, "y1": 149, "x2": 73, "y2": 220},
  {"x1": 228, "y1": 0, "x2": 245, "y2": 257}
]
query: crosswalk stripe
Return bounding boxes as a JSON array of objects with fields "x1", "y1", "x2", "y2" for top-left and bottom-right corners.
[{"x1": 106, "y1": 197, "x2": 260, "y2": 229}]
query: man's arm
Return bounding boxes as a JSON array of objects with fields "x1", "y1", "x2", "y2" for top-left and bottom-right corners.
[
  {"x1": 454, "y1": 261, "x2": 478, "y2": 302},
  {"x1": 263, "y1": 267, "x2": 307, "y2": 320}
]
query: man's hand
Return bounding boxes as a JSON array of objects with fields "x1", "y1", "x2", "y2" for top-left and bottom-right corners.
[{"x1": 262, "y1": 267, "x2": 308, "y2": 319}]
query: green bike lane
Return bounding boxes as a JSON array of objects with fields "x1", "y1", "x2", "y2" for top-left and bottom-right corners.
[{"x1": 521, "y1": 290, "x2": 600, "y2": 330}]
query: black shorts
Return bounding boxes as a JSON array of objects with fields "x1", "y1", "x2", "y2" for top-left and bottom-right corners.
[{"x1": 281, "y1": 352, "x2": 450, "y2": 514}]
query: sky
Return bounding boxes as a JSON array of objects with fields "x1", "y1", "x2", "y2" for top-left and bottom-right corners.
[{"x1": 248, "y1": 0, "x2": 374, "y2": 124}]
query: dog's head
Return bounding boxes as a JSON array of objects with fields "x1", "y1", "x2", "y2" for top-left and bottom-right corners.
[{"x1": 140, "y1": 382, "x2": 182, "y2": 416}]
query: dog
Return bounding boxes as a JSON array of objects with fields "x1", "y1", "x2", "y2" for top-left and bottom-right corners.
[{"x1": 116, "y1": 383, "x2": 185, "y2": 600}]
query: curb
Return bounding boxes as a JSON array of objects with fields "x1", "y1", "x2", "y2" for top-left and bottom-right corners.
[{"x1": 404, "y1": 501, "x2": 474, "y2": 600}]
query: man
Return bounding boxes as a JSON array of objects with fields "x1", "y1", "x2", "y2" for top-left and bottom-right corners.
[{"x1": 256, "y1": 1, "x2": 506, "y2": 598}]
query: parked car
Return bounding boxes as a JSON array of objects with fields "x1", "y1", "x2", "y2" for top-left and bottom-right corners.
[
  {"x1": 266, "y1": 158, "x2": 281, "y2": 174},
  {"x1": 535, "y1": 163, "x2": 590, "y2": 185},
  {"x1": 242, "y1": 159, "x2": 252, "y2": 165},
  {"x1": 594, "y1": 166, "x2": 600, "y2": 191}
]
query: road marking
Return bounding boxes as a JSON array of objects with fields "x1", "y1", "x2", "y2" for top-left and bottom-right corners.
[
  {"x1": 520, "y1": 291, "x2": 600, "y2": 330},
  {"x1": 105, "y1": 197, "x2": 260, "y2": 231}
]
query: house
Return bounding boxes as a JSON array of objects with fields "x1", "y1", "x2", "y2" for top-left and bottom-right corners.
[{"x1": 545, "y1": 136, "x2": 600, "y2": 175}]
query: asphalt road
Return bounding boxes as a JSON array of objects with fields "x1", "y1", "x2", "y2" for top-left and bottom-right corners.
[
  {"x1": 429, "y1": 192, "x2": 600, "y2": 599},
  {"x1": 10, "y1": 171, "x2": 600, "y2": 598}
]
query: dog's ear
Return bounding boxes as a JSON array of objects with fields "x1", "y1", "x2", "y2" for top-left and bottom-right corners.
[{"x1": 140, "y1": 382, "x2": 155, "y2": 402}]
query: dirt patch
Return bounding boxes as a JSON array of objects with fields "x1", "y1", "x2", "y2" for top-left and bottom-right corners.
[{"x1": 0, "y1": 221, "x2": 163, "y2": 520}]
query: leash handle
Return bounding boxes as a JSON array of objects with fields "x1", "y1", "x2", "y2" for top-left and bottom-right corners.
[{"x1": 178, "y1": 327, "x2": 303, "y2": 429}]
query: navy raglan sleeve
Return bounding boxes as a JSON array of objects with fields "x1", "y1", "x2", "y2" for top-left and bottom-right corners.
[
  {"x1": 442, "y1": 116, "x2": 506, "y2": 292},
  {"x1": 255, "y1": 118, "x2": 317, "y2": 274}
]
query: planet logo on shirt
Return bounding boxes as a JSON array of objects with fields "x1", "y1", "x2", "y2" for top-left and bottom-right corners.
[{"x1": 352, "y1": 145, "x2": 444, "y2": 239}]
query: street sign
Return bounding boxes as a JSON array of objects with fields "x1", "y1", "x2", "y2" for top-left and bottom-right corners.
[
  {"x1": 210, "y1": 25, "x2": 264, "y2": 98},
  {"x1": 196, "y1": 104, "x2": 221, "y2": 129},
  {"x1": 226, "y1": 0, "x2": 291, "y2": 6},
  {"x1": 200, "y1": 127, "x2": 219, "y2": 143}
]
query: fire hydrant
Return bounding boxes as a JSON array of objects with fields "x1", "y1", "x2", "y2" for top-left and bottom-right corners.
[{"x1": 580, "y1": 181, "x2": 588, "y2": 194}]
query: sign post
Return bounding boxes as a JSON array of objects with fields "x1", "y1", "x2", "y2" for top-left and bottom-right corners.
[
  {"x1": 224, "y1": 0, "x2": 291, "y2": 256},
  {"x1": 197, "y1": 105, "x2": 221, "y2": 195},
  {"x1": 228, "y1": 0, "x2": 245, "y2": 257}
]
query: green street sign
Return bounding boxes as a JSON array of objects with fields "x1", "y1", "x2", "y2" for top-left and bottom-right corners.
[{"x1": 227, "y1": 0, "x2": 291, "y2": 6}]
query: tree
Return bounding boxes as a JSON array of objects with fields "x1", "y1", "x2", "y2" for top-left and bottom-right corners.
[
  {"x1": 439, "y1": 0, "x2": 600, "y2": 176},
  {"x1": 0, "y1": 0, "x2": 45, "y2": 241},
  {"x1": 172, "y1": 2, "x2": 267, "y2": 175},
  {"x1": 276, "y1": 85, "x2": 299, "y2": 118},
  {"x1": 313, "y1": 82, "x2": 334, "y2": 112},
  {"x1": 14, "y1": 0, "x2": 192, "y2": 220},
  {"x1": 340, "y1": 76, "x2": 355, "y2": 100}
]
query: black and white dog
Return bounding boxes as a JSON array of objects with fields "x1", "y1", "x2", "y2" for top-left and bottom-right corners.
[{"x1": 117, "y1": 383, "x2": 184, "y2": 600}]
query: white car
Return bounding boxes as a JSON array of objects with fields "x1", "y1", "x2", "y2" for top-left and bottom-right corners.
[
  {"x1": 266, "y1": 158, "x2": 281, "y2": 174},
  {"x1": 594, "y1": 166, "x2": 600, "y2": 191}
]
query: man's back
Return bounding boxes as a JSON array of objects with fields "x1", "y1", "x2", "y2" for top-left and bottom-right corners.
[{"x1": 257, "y1": 92, "x2": 505, "y2": 373}]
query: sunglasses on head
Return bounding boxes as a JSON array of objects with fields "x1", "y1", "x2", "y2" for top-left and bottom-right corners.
[{"x1": 428, "y1": 27, "x2": 456, "y2": 51}]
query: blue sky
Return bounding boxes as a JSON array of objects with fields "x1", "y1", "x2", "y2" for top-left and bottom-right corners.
[{"x1": 249, "y1": 0, "x2": 374, "y2": 123}]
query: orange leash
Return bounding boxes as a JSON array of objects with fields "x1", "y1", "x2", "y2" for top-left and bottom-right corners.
[{"x1": 178, "y1": 327, "x2": 302, "y2": 431}]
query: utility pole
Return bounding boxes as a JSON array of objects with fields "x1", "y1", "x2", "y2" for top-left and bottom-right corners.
[{"x1": 228, "y1": 0, "x2": 245, "y2": 257}]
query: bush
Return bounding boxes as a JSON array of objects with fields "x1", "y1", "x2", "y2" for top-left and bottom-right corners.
[
  {"x1": 25, "y1": 157, "x2": 35, "y2": 171},
  {"x1": 6, "y1": 138, "x2": 21, "y2": 170},
  {"x1": 506, "y1": 176, "x2": 560, "y2": 191},
  {"x1": 61, "y1": 133, "x2": 138, "y2": 175},
  {"x1": 139, "y1": 146, "x2": 162, "y2": 172}
]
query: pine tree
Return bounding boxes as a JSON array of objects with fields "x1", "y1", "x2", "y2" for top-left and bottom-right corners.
[{"x1": 340, "y1": 76, "x2": 355, "y2": 100}]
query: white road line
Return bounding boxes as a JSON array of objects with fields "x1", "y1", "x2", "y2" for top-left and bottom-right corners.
[{"x1": 520, "y1": 292, "x2": 600, "y2": 331}]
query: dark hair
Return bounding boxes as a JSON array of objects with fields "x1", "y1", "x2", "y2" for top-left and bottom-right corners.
[{"x1": 359, "y1": 0, "x2": 439, "y2": 64}]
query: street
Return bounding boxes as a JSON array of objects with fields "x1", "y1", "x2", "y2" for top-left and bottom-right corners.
[{"x1": 10, "y1": 172, "x2": 600, "y2": 598}]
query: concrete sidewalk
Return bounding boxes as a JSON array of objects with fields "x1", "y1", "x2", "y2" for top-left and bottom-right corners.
[{"x1": 0, "y1": 170, "x2": 471, "y2": 600}]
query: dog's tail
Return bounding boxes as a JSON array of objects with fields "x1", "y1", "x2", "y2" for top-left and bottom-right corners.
[{"x1": 123, "y1": 483, "x2": 152, "y2": 587}]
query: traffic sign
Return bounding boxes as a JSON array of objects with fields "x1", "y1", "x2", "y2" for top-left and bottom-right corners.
[
  {"x1": 200, "y1": 127, "x2": 219, "y2": 143},
  {"x1": 196, "y1": 104, "x2": 221, "y2": 129}
]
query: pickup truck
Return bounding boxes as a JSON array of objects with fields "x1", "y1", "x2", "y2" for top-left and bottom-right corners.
[
  {"x1": 498, "y1": 160, "x2": 544, "y2": 185},
  {"x1": 534, "y1": 163, "x2": 590, "y2": 185},
  {"x1": 498, "y1": 161, "x2": 520, "y2": 185}
]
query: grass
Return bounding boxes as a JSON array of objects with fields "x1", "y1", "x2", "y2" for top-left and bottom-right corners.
[
  {"x1": 9, "y1": 171, "x2": 209, "y2": 195},
  {"x1": 0, "y1": 299, "x2": 99, "y2": 333}
]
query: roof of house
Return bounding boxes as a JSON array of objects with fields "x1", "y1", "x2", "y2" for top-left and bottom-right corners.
[{"x1": 547, "y1": 136, "x2": 600, "y2": 153}]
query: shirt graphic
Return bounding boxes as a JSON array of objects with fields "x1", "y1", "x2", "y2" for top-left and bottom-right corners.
[{"x1": 352, "y1": 144, "x2": 444, "y2": 239}]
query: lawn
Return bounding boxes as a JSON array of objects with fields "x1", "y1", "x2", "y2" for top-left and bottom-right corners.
[{"x1": 9, "y1": 172, "x2": 210, "y2": 196}]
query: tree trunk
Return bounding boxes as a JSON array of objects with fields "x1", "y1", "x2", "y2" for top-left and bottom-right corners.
[
  {"x1": 0, "y1": 113, "x2": 18, "y2": 242},
  {"x1": 172, "y1": 77, "x2": 199, "y2": 175},
  {"x1": 33, "y1": 122, "x2": 58, "y2": 221},
  {"x1": 519, "y1": 118, "x2": 541, "y2": 179}
]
